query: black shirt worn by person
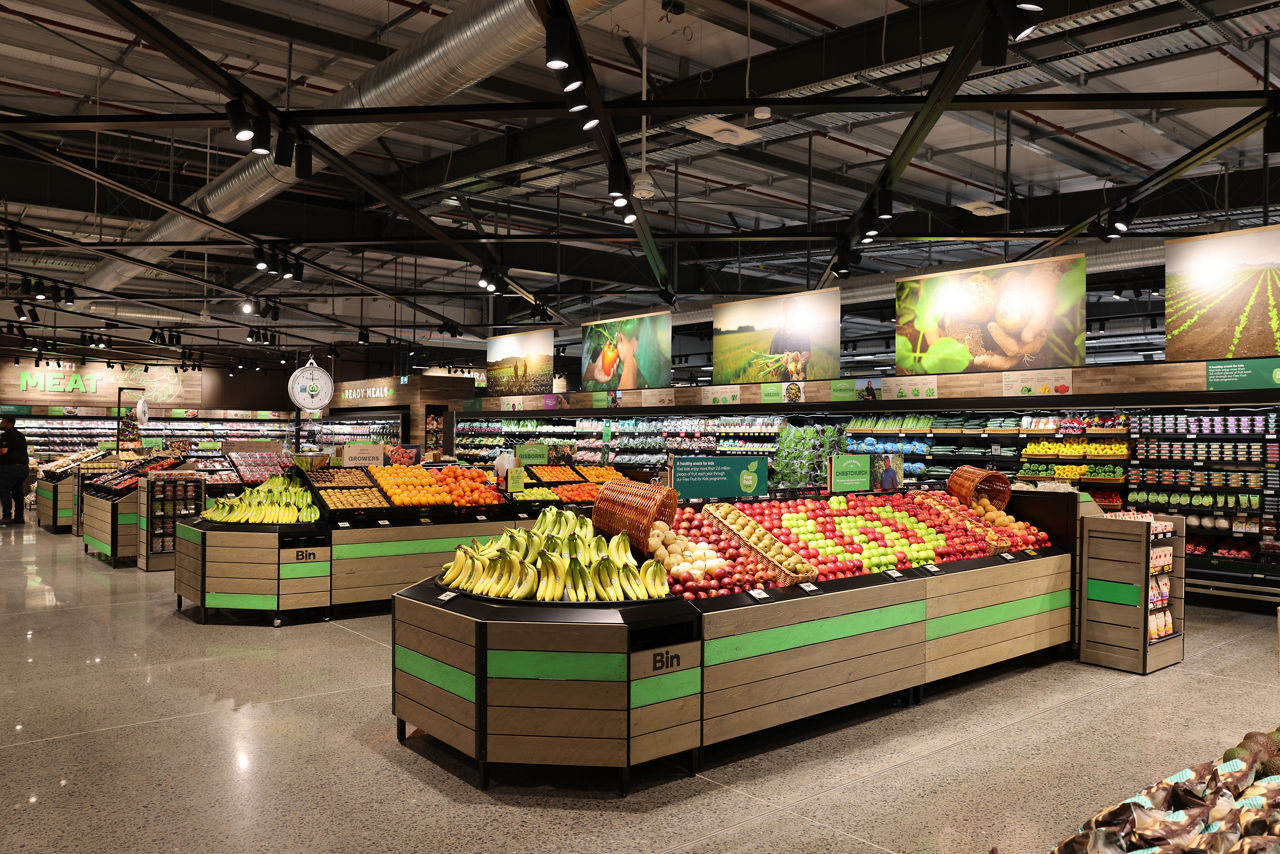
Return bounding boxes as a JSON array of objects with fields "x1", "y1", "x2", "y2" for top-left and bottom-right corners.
[{"x1": 1, "y1": 427, "x2": 28, "y2": 469}]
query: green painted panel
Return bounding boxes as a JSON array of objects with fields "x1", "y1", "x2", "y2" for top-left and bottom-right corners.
[
  {"x1": 139, "y1": 515, "x2": 147, "y2": 531},
  {"x1": 56, "y1": 508, "x2": 73, "y2": 518},
  {"x1": 205, "y1": 593, "x2": 278, "y2": 611},
  {"x1": 333, "y1": 540, "x2": 433, "y2": 560},
  {"x1": 420, "y1": 536, "x2": 486, "y2": 554},
  {"x1": 704, "y1": 600, "x2": 926, "y2": 666},
  {"x1": 177, "y1": 524, "x2": 203, "y2": 545},
  {"x1": 118, "y1": 513, "x2": 138, "y2": 526},
  {"x1": 1086, "y1": 578, "x2": 1141, "y2": 607},
  {"x1": 925, "y1": 589, "x2": 1072, "y2": 640},
  {"x1": 36, "y1": 487, "x2": 53, "y2": 500},
  {"x1": 487, "y1": 649, "x2": 627, "y2": 682},
  {"x1": 394, "y1": 645, "x2": 476, "y2": 702},
  {"x1": 630, "y1": 668, "x2": 701, "y2": 709},
  {"x1": 280, "y1": 561, "x2": 331, "y2": 579},
  {"x1": 83, "y1": 534, "x2": 112, "y2": 557}
]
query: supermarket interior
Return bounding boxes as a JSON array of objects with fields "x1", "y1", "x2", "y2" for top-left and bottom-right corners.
[{"x1": 9, "y1": 1, "x2": 1280, "y2": 852}]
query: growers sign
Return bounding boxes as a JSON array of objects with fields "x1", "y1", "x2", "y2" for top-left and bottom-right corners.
[
  {"x1": 580, "y1": 311, "x2": 672, "y2": 392},
  {"x1": 895, "y1": 255, "x2": 1085, "y2": 375},
  {"x1": 712, "y1": 288, "x2": 840, "y2": 384},
  {"x1": 672, "y1": 456, "x2": 767, "y2": 500},
  {"x1": 829, "y1": 455, "x2": 871, "y2": 492}
]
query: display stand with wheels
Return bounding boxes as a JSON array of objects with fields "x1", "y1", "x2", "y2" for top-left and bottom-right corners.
[
  {"x1": 138, "y1": 472, "x2": 205, "y2": 572},
  {"x1": 81, "y1": 487, "x2": 137, "y2": 567},
  {"x1": 35, "y1": 473, "x2": 75, "y2": 533}
]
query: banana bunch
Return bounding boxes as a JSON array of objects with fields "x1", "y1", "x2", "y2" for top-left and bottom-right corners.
[
  {"x1": 201, "y1": 476, "x2": 320, "y2": 524},
  {"x1": 436, "y1": 508, "x2": 670, "y2": 602}
]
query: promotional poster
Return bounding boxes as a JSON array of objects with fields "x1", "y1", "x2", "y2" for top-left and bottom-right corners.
[
  {"x1": 712, "y1": 288, "x2": 841, "y2": 384},
  {"x1": 580, "y1": 311, "x2": 672, "y2": 392},
  {"x1": 485, "y1": 329, "x2": 554, "y2": 396}
]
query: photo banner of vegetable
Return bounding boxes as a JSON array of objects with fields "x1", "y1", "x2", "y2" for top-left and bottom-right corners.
[
  {"x1": 485, "y1": 328, "x2": 555, "y2": 396},
  {"x1": 1164, "y1": 223, "x2": 1280, "y2": 361},
  {"x1": 711, "y1": 287, "x2": 841, "y2": 384},
  {"x1": 895, "y1": 255, "x2": 1086, "y2": 375},
  {"x1": 580, "y1": 311, "x2": 673, "y2": 392}
]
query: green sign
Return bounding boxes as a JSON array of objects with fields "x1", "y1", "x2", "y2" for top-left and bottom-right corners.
[
  {"x1": 507, "y1": 467, "x2": 526, "y2": 492},
  {"x1": 602, "y1": 420, "x2": 612, "y2": 443},
  {"x1": 19, "y1": 370, "x2": 102, "y2": 394},
  {"x1": 170, "y1": 408, "x2": 195, "y2": 418},
  {"x1": 830, "y1": 379, "x2": 858, "y2": 401},
  {"x1": 197, "y1": 441, "x2": 220, "y2": 450},
  {"x1": 516, "y1": 443, "x2": 549, "y2": 465},
  {"x1": 255, "y1": 410, "x2": 273, "y2": 420},
  {"x1": 461, "y1": 398, "x2": 483, "y2": 412},
  {"x1": 672, "y1": 455, "x2": 767, "y2": 500},
  {"x1": 761, "y1": 383, "x2": 784, "y2": 404},
  {"x1": 97, "y1": 441, "x2": 118, "y2": 450},
  {"x1": 830, "y1": 454, "x2": 871, "y2": 492},
  {"x1": 48, "y1": 406, "x2": 65, "y2": 416},
  {"x1": 141, "y1": 438, "x2": 162, "y2": 448},
  {"x1": 1206, "y1": 358, "x2": 1280, "y2": 391},
  {"x1": 591, "y1": 391, "x2": 609, "y2": 408},
  {"x1": 0, "y1": 404, "x2": 31, "y2": 415}
]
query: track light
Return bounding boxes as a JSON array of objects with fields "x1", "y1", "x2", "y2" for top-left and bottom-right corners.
[
  {"x1": 226, "y1": 100, "x2": 253, "y2": 142},
  {"x1": 14, "y1": 305, "x2": 28, "y2": 322},
  {"x1": 992, "y1": 0, "x2": 1037, "y2": 41},
  {"x1": 246, "y1": 330, "x2": 255, "y2": 343},
  {"x1": 5, "y1": 228, "x2": 20, "y2": 254},
  {"x1": 1016, "y1": 1, "x2": 1043, "y2": 9},
  {"x1": 291, "y1": 260, "x2": 303, "y2": 281},
  {"x1": 143, "y1": 364, "x2": 148, "y2": 373},
  {"x1": 658, "y1": 288, "x2": 677, "y2": 307},
  {"x1": 280, "y1": 356, "x2": 287, "y2": 365},
  {"x1": 612, "y1": 196, "x2": 629, "y2": 209},
  {"x1": 99, "y1": 335, "x2": 108, "y2": 349},
  {"x1": 281, "y1": 258, "x2": 294, "y2": 280},
  {"x1": 149, "y1": 329, "x2": 162, "y2": 345},
  {"x1": 485, "y1": 281, "x2": 497, "y2": 293},
  {"x1": 1111, "y1": 200, "x2": 1138, "y2": 232},
  {"x1": 567, "y1": 89, "x2": 588, "y2": 113},
  {"x1": 250, "y1": 115, "x2": 271, "y2": 155},
  {"x1": 623, "y1": 211, "x2": 637, "y2": 225},
  {"x1": 582, "y1": 115, "x2": 600, "y2": 132},
  {"x1": 544, "y1": 14, "x2": 573, "y2": 71},
  {"x1": 981, "y1": 12, "x2": 1008, "y2": 67},
  {"x1": 62, "y1": 287, "x2": 74, "y2": 307},
  {"x1": 240, "y1": 298, "x2": 254, "y2": 314},
  {"x1": 169, "y1": 330, "x2": 180, "y2": 346},
  {"x1": 273, "y1": 128, "x2": 295, "y2": 168},
  {"x1": 357, "y1": 328, "x2": 369, "y2": 345},
  {"x1": 270, "y1": 304, "x2": 280, "y2": 322},
  {"x1": 833, "y1": 243, "x2": 853, "y2": 278},
  {"x1": 558, "y1": 71, "x2": 584, "y2": 94},
  {"x1": 256, "y1": 300, "x2": 271, "y2": 319},
  {"x1": 295, "y1": 140, "x2": 313, "y2": 179},
  {"x1": 859, "y1": 234, "x2": 874, "y2": 245},
  {"x1": 477, "y1": 269, "x2": 492, "y2": 289},
  {"x1": 1086, "y1": 220, "x2": 1114, "y2": 242},
  {"x1": 608, "y1": 170, "x2": 629, "y2": 201},
  {"x1": 267, "y1": 252, "x2": 280, "y2": 275},
  {"x1": 33, "y1": 281, "x2": 46, "y2": 300},
  {"x1": 876, "y1": 188, "x2": 895, "y2": 220},
  {"x1": 19, "y1": 278, "x2": 31, "y2": 296},
  {"x1": 253, "y1": 246, "x2": 268, "y2": 270},
  {"x1": 26, "y1": 307, "x2": 37, "y2": 325}
]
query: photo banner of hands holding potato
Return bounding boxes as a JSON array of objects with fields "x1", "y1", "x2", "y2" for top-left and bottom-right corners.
[{"x1": 894, "y1": 255, "x2": 1086, "y2": 375}]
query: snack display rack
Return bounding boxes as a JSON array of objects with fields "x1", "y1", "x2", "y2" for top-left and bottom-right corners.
[{"x1": 138, "y1": 472, "x2": 205, "y2": 572}]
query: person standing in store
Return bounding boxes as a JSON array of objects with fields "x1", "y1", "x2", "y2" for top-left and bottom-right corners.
[
  {"x1": 0, "y1": 417, "x2": 29, "y2": 524},
  {"x1": 879, "y1": 455, "x2": 899, "y2": 492}
]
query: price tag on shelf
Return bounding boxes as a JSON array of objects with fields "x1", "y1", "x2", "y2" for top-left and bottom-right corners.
[
  {"x1": 1188, "y1": 434, "x2": 1197, "y2": 439},
  {"x1": 922, "y1": 564, "x2": 942, "y2": 574},
  {"x1": 337, "y1": 521, "x2": 350, "y2": 528},
  {"x1": 797, "y1": 582, "x2": 821, "y2": 595},
  {"x1": 885, "y1": 569, "x2": 904, "y2": 580},
  {"x1": 1193, "y1": 461, "x2": 1204, "y2": 467},
  {"x1": 437, "y1": 591, "x2": 457, "y2": 602},
  {"x1": 999, "y1": 553, "x2": 1016, "y2": 562},
  {"x1": 1190, "y1": 487, "x2": 1201, "y2": 492},
  {"x1": 747, "y1": 588, "x2": 770, "y2": 602},
  {"x1": 377, "y1": 519, "x2": 390, "y2": 527}
]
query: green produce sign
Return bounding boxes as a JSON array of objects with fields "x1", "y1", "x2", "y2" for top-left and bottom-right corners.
[
  {"x1": 672, "y1": 455, "x2": 766, "y2": 500},
  {"x1": 1206, "y1": 358, "x2": 1280, "y2": 391},
  {"x1": 830, "y1": 379, "x2": 858, "y2": 401},
  {"x1": 829, "y1": 455, "x2": 871, "y2": 492},
  {"x1": 516, "y1": 443, "x2": 549, "y2": 465}
]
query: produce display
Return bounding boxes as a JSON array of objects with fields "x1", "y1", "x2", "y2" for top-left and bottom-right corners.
[
  {"x1": 201, "y1": 475, "x2": 319, "y2": 524},
  {"x1": 439, "y1": 507, "x2": 670, "y2": 601},
  {"x1": 318, "y1": 488, "x2": 389, "y2": 510},
  {"x1": 307, "y1": 467, "x2": 374, "y2": 487},
  {"x1": 510, "y1": 487, "x2": 559, "y2": 502},
  {"x1": 370, "y1": 465, "x2": 504, "y2": 507},
  {"x1": 552, "y1": 482, "x2": 601, "y2": 503},
  {"x1": 575, "y1": 465, "x2": 627, "y2": 483},
  {"x1": 657, "y1": 507, "x2": 779, "y2": 598},
  {"x1": 527, "y1": 465, "x2": 581, "y2": 483},
  {"x1": 1085, "y1": 488, "x2": 1123, "y2": 508},
  {"x1": 774, "y1": 424, "x2": 844, "y2": 489},
  {"x1": 1135, "y1": 412, "x2": 1272, "y2": 434},
  {"x1": 1053, "y1": 724, "x2": 1280, "y2": 853},
  {"x1": 1083, "y1": 463, "x2": 1126, "y2": 480},
  {"x1": 845, "y1": 414, "x2": 935, "y2": 432},
  {"x1": 228, "y1": 451, "x2": 292, "y2": 485}
]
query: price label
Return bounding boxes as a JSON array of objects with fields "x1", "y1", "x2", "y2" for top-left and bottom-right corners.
[
  {"x1": 1000, "y1": 553, "x2": 1016, "y2": 562},
  {"x1": 378, "y1": 519, "x2": 391, "y2": 527},
  {"x1": 437, "y1": 591, "x2": 457, "y2": 602},
  {"x1": 476, "y1": 515, "x2": 487, "y2": 522},
  {"x1": 798, "y1": 582, "x2": 821, "y2": 595},
  {"x1": 1190, "y1": 487, "x2": 1201, "y2": 492},
  {"x1": 1193, "y1": 461, "x2": 1204, "y2": 467},
  {"x1": 337, "y1": 521, "x2": 351, "y2": 528},
  {"x1": 747, "y1": 588, "x2": 770, "y2": 601},
  {"x1": 922, "y1": 564, "x2": 942, "y2": 574},
  {"x1": 1188, "y1": 434, "x2": 1197, "y2": 439},
  {"x1": 1268, "y1": 435, "x2": 1277, "y2": 440},
  {"x1": 517, "y1": 513, "x2": 530, "y2": 520},
  {"x1": 885, "y1": 569, "x2": 904, "y2": 579}
]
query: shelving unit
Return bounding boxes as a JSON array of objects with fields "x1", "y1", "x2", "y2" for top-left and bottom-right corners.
[
  {"x1": 18, "y1": 416, "x2": 294, "y2": 458},
  {"x1": 1080, "y1": 513, "x2": 1184, "y2": 674},
  {"x1": 138, "y1": 472, "x2": 205, "y2": 572}
]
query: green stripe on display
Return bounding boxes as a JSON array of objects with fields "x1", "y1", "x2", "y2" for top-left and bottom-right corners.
[
  {"x1": 488, "y1": 649, "x2": 628, "y2": 682},
  {"x1": 704, "y1": 600, "x2": 926, "y2": 666},
  {"x1": 394, "y1": 645, "x2": 476, "y2": 702},
  {"x1": 332, "y1": 540, "x2": 433, "y2": 560},
  {"x1": 419, "y1": 536, "x2": 484, "y2": 554},
  {"x1": 139, "y1": 516, "x2": 147, "y2": 531},
  {"x1": 205, "y1": 593, "x2": 278, "y2": 611},
  {"x1": 83, "y1": 535, "x2": 112, "y2": 557},
  {"x1": 926, "y1": 589, "x2": 1072, "y2": 640},
  {"x1": 177, "y1": 525, "x2": 203, "y2": 545},
  {"x1": 1086, "y1": 578, "x2": 1142, "y2": 607},
  {"x1": 631, "y1": 668, "x2": 701, "y2": 708},
  {"x1": 117, "y1": 513, "x2": 138, "y2": 526},
  {"x1": 36, "y1": 487, "x2": 52, "y2": 499},
  {"x1": 56, "y1": 508, "x2": 72, "y2": 518},
  {"x1": 280, "y1": 561, "x2": 331, "y2": 579}
]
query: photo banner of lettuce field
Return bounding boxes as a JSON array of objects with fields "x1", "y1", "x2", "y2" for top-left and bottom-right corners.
[
  {"x1": 1165, "y1": 225, "x2": 1280, "y2": 361},
  {"x1": 712, "y1": 288, "x2": 841, "y2": 384},
  {"x1": 895, "y1": 255, "x2": 1086, "y2": 375},
  {"x1": 485, "y1": 328, "x2": 554, "y2": 396},
  {"x1": 580, "y1": 311, "x2": 672, "y2": 392}
]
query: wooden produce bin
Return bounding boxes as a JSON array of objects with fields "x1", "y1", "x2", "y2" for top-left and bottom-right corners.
[
  {"x1": 393, "y1": 587, "x2": 701, "y2": 792},
  {"x1": 175, "y1": 521, "x2": 331, "y2": 625},
  {"x1": 1079, "y1": 513, "x2": 1185, "y2": 674},
  {"x1": 35, "y1": 476, "x2": 75, "y2": 533},
  {"x1": 81, "y1": 489, "x2": 138, "y2": 567}
]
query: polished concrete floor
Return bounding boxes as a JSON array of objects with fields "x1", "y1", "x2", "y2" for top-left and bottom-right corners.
[{"x1": 3, "y1": 520, "x2": 1278, "y2": 853}]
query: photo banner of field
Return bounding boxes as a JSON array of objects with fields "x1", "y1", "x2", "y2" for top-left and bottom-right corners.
[
  {"x1": 580, "y1": 311, "x2": 672, "y2": 392},
  {"x1": 895, "y1": 255, "x2": 1086, "y2": 375},
  {"x1": 485, "y1": 329, "x2": 554, "y2": 396},
  {"x1": 1165, "y1": 225, "x2": 1280, "y2": 361},
  {"x1": 712, "y1": 288, "x2": 840, "y2": 384}
]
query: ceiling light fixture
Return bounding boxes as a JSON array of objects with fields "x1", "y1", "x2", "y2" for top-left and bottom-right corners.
[
  {"x1": 544, "y1": 14, "x2": 573, "y2": 71},
  {"x1": 5, "y1": 228, "x2": 20, "y2": 254},
  {"x1": 267, "y1": 252, "x2": 280, "y2": 276},
  {"x1": 250, "y1": 115, "x2": 271, "y2": 155},
  {"x1": 291, "y1": 260, "x2": 303, "y2": 281},
  {"x1": 240, "y1": 298, "x2": 254, "y2": 314},
  {"x1": 876, "y1": 188, "x2": 895, "y2": 220},
  {"x1": 992, "y1": 0, "x2": 1037, "y2": 41},
  {"x1": 623, "y1": 211, "x2": 637, "y2": 225},
  {"x1": 582, "y1": 115, "x2": 600, "y2": 132},
  {"x1": 253, "y1": 247, "x2": 268, "y2": 270},
  {"x1": 225, "y1": 100, "x2": 253, "y2": 142},
  {"x1": 1086, "y1": 220, "x2": 1114, "y2": 243},
  {"x1": 567, "y1": 89, "x2": 588, "y2": 113},
  {"x1": 33, "y1": 281, "x2": 46, "y2": 300},
  {"x1": 273, "y1": 128, "x2": 296, "y2": 168},
  {"x1": 14, "y1": 305, "x2": 28, "y2": 322},
  {"x1": 981, "y1": 12, "x2": 1008, "y2": 67},
  {"x1": 26, "y1": 307, "x2": 37, "y2": 325},
  {"x1": 62, "y1": 287, "x2": 74, "y2": 307},
  {"x1": 357, "y1": 328, "x2": 369, "y2": 345},
  {"x1": 295, "y1": 140, "x2": 313, "y2": 179}
]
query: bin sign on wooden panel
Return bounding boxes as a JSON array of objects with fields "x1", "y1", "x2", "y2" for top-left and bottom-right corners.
[
  {"x1": 712, "y1": 288, "x2": 841, "y2": 384},
  {"x1": 1165, "y1": 224, "x2": 1280, "y2": 362},
  {"x1": 485, "y1": 329, "x2": 554, "y2": 396},
  {"x1": 580, "y1": 311, "x2": 672, "y2": 391},
  {"x1": 895, "y1": 255, "x2": 1086, "y2": 375}
]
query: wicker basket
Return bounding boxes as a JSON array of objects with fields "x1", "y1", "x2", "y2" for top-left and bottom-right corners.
[
  {"x1": 702, "y1": 503, "x2": 818, "y2": 586},
  {"x1": 591, "y1": 480, "x2": 677, "y2": 554},
  {"x1": 947, "y1": 466, "x2": 1012, "y2": 511}
]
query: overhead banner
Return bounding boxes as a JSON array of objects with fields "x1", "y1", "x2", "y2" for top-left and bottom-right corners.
[
  {"x1": 485, "y1": 329, "x2": 554, "y2": 396},
  {"x1": 580, "y1": 311, "x2": 672, "y2": 392},
  {"x1": 1165, "y1": 225, "x2": 1280, "y2": 361},
  {"x1": 895, "y1": 255, "x2": 1085, "y2": 375},
  {"x1": 712, "y1": 288, "x2": 840, "y2": 384}
]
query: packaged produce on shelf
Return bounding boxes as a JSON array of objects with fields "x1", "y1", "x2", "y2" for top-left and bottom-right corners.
[
  {"x1": 319, "y1": 488, "x2": 388, "y2": 509},
  {"x1": 201, "y1": 475, "x2": 319, "y2": 524},
  {"x1": 848, "y1": 435, "x2": 932, "y2": 456},
  {"x1": 1019, "y1": 414, "x2": 1060, "y2": 432},
  {"x1": 612, "y1": 452, "x2": 666, "y2": 467},
  {"x1": 205, "y1": 471, "x2": 242, "y2": 484},
  {"x1": 1084, "y1": 487, "x2": 1123, "y2": 508},
  {"x1": 307, "y1": 467, "x2": 374, "y2": 487},
  {"x1": 370, "y1": 465, "x2": 503, "y2": 507},
  {"x1": 774, "y1": 424, "x2": 844, "y2": 490},
  {"x1": 1135, "y1": 412, "x2": 1269, "y2": 434},
  {"x1": 845, "y1": 414, "x2": 935, "y2": 433},
  {"x1": 438, "y1": 506, "x2": 669, "y2": 602},
  {"x1": 228, "y1": 451, "x2": 292, "y2": 485}
]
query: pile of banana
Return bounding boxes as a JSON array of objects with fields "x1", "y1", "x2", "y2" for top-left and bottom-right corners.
[
  {"x1": 201, "y1": 475, "x2": 320, "y2": 524},
  {"x1": 438, "y1": 506, "x2": 670, "y2": 602}
]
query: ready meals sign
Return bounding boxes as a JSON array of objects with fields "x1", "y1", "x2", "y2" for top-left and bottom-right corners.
[
  {"x1": 340, "y1": 385, "x2": 394, "y2": 400},
  {"x1": 20, "y1": 370, "x2": 105, "y2": 394}
]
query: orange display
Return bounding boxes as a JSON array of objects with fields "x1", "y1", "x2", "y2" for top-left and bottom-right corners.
[
  {"x1": 369, "y1": 464, "x2": 504, "y2": 507},
  {"x1": 552, "y1": 482, "x2": 601, "y2": 503},
  {"x1": 528, "y1": 465, "x2": 582, "y2": 482},
  {"x1": 575, "y1": 465, "x2": 627, "y2": 483}
]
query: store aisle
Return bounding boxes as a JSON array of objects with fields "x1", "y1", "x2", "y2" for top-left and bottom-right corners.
[{"x1": 2, "y1": 522, "x2": 1276, "y2": 853}]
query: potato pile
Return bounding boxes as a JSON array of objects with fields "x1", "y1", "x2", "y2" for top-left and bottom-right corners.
[
  {"x1": 970, "y1": 495, "x2": 1016, "y2": 528},
  {"x1": 648, "y1": 520, "x2": 693, "y2": 569},
  {"x1": 319, "y1": 488, "x2": 388, "y2": 509}
]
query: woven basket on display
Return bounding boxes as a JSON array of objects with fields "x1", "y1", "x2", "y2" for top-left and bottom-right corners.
[
  {"x1": 591, "y1": 479, "x2": 677, "y2": 554},
  {"x1": 947, "y1": 465, "x2": 1012, "y2": 511}
]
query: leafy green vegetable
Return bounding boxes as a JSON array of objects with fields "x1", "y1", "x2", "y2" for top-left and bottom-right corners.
[{"x1": 919, "y1": 337, "x2": 973, "y2": 374}]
